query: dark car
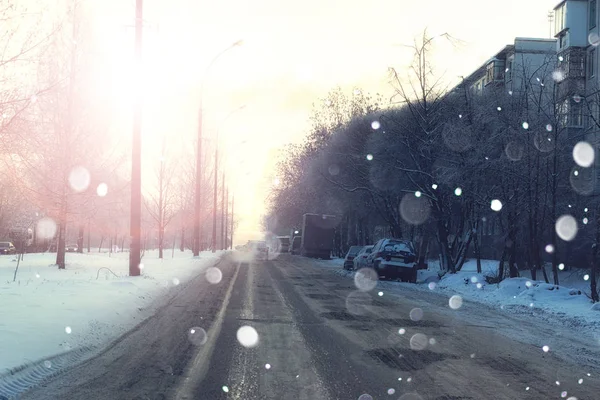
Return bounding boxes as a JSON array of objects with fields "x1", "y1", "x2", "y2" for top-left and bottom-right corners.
[
  {"x1": 0, "y1": 241, "x2": 16, "y2": 255},
  {"x1": 343, "y1": 246, "x2": 363, "y2": 270},
  {"x1": 366, "y1": 238, "x2": 418, "y2": 282},
  {"x1": 66, "y1": 244, "x2": 79, "y2": 252}
]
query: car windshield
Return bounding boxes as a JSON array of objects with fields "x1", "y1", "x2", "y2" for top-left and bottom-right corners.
[
  {"x1": 383, "y1": 241, "x2": 414, "y2": 254},
  {"x1": 347, "y1": 246, "x2": 362, "y2": 256},
  {"x1": 5, "y1": 3, "x2": 600, "y2": 400}
]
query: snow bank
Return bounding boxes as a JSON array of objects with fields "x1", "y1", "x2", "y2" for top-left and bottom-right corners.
[
  {"x1": 0, "y1": 250, "x2": 220, "y2": 373},
  {"x1": 319, "y1": 255, "x2": 600, "y2": 332},
  {"x1": 426, "y1": 260, "x2": 600, "y2": 331}
]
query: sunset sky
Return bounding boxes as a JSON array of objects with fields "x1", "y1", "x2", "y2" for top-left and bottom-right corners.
[{"x1": 77, "y1": 0, "x2": 559, "y2": 244}]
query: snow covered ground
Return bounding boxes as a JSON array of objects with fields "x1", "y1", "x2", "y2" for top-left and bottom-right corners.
[
  {"x1": 318, "y1": 256, "x2": 600, "y2": 331},
  {"x1": 0, "y1": 250, "x2": 221, "y2": 374}
]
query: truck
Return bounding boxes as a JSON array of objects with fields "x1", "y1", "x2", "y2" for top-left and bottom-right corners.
[{"x1": 300, "y1": 213, "x2": 339, "y2": 259}]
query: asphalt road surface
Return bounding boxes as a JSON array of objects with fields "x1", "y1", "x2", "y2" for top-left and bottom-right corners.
[{"x1": 20, "y1": 253, "x2": 600, "y2": 400}]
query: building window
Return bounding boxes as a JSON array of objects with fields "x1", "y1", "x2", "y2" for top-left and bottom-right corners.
[
  {"x1": 558, "y1": 33, "x2": 567, "y2": 49},
  {"x1": 505, "y1": 60, "x2": 512, "y2": 81},
  {"x1": 589, "y1": 49, "x2": 596, "y2": 78},
  {"x1": 485, "y1": 63, "x2": 494, "y2": 85},
  {"x1": 591, "y1": 0, "x2": 597, "y2": 30},
  {"x1": 571, "y1": 101, "x2": 583, "y2": 127},
  {"x1": 555, "y1": 3, "x2": 566, "y2": 33}
]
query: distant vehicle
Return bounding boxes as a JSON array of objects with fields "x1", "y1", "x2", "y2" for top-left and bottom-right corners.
[
  {"x1": 290, "y1": 236, "x2": 302, "y2": 255},
  {"x1": 300, "y1": 213, "x2": 338, "y2": 259},
  {"x1": 248, "y1": 240, "x2": 269, "y2": 260},
  {"x1": 66, "y1": 244, "x2": 79, "y2": 252},
  {"x1": 353, "y1": 245, "x2": 374, "y2": 270},
  {"x1": 277, "y1": 236, "x2": 291, "y2": 253},
  {"x1": 366, "y1": 239, "x2": 418, "y2": 282},
  {"x1": 0, "y1": 241, "x2": 16, "y2": 255},
  {"x1": 9, "y1": 227, "x2": 33, "y2": 252},
  {"x1": 343, "y1": 246, "x2": 364, "y2": 270}
]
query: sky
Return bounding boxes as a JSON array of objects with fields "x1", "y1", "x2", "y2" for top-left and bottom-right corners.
[{"x1": 77, "y1": 0, "x2": 561, "y2": 244}]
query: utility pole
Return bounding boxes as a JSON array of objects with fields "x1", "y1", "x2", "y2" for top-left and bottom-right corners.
[
  {"x1": 220, "y1": 173, "x2": 226, "y2": 250},
  {"x1": 193, "y1": 103, "x2": 203, "y2": 256},
  {"x1": 129, "y1": 0, "x2": 143, "y2": 276},
  {"x1": 195, "y1": 40, "x2": 242, "y2": 256},
  {"x1": 224, "y1": 186, "x2": 228, "y2": 251},
  {"x1": 230, "y1": 194, "x2": 234, "y2": 249},
  {"x1": 211, "y1": 146, "x2": 218, "y2": 252}
]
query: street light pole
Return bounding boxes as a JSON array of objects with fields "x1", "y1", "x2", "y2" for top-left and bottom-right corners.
[
  {"x1": 225, "y1": 187, "x2": 229, "y2": 249},
  {"x1": 194, "y1": 40, "x2": 242, "y2": 257},
  {"x1": 211, "y1": 146, "x2": 218, "y2": 252},
  {"x1": 129, "y1": 0, "x2": 143, "y2": 276},
  {"x1": 221, "y1": 177, "x2": 229, "y2": 250},
  {"x1": 211, "y1": 104, "x2": 245, "y2": 253},
  {"x1": 230, "y1": 194, "x2": 234, "y2": 249},
  {"x1": 193, "y1": 102, "x2": 203, "y2": 256}
]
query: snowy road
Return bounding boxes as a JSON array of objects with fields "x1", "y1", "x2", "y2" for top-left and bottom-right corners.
[{"x1": 20, "y1": 254, "x2": 600, "y2": 399}]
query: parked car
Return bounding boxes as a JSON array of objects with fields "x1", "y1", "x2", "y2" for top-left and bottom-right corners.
[
  {"x1": 0, "y1": 241, "x2": 16, "y2": 255},
  {"x1": 343, "y1": 246, "x2": 364, "y2": 270},
  {"x1": 66, "y1": 244, "x2": 79, "y2": 252},
  {"x1": 278, "y1": 236, "x2": 291, "y2": 253},
  {"x1": 366, "y1": 238, "x2": 418, "y2": 282},
  {"x1": 353, "y1": 245, "x2": 374, "y2": 270},
  {"x1": 235, "y1": 244, "x2": 247, "y2": 252},
  {"x1": 251, "y1": 240, "x2": 269, "y2": 260},
  {"x1": 290, "y1": 236, "x2": 302, "y2": 255}
]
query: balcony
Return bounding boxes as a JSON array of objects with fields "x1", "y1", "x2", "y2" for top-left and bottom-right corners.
[{"x1": 556, "y1": 47, "x2": 586, "y2": 100}]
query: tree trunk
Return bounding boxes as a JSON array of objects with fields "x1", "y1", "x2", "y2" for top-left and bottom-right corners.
[
  {"x1": 87, "y1": 220, "x2": 91, "y2": 253},
  {"x1": 109, "y1": 236, "x2": 113, "y2": 257},
  {"x1": 508, "y1": 236, "x2": 519, "y2": 278},
  {"x1": 592, "y1": 243, "x2": 599, "y2": 303},
  {"x1": 180, "y1": 224, "x2": 185, "y2": 252},
  {"x1": 390, "y1": 221, "x2": 402, "y2": 240},
  {"x1": 98, "y1": 237, "x2": 104, "y2": 253},
  {"x1": 455, "y1": 229, "x2": 474, "y2": 272},
  {"x1": 541, "y1": 261, "x2": 550, "y2": 284},
  {"x1": 56, "y1": 202, "x2": 67, "y2": 269},
  {"x1": 158, "y1": 226, "x2": 164, "y2": 259},
  {"x1": 592, "y1": 208, "x2": 600, "y2": 302},
  {"x1": 550, "y1": 139, "x2": 559, "y2": 286},
  {"x1": 437, "y1": 218, "x2": 454, "y2": 273},
  {"x1": 346, "y1": 214, "x2": 352, "y2": 249},
  {"x1": 417, "y1": 229, "x2": 429, "y2": 269},
  {"x1": 172, "y1": 234, "x2": 176, "y2": 258},
  {"x1": 498, "y1": 247, "x2": 506, "y2": 282},
  {"x1": 473, "y1": 221, "x2": 482, "y2": 274},
  {"x1": 77, "y1": 224, "x2": 84, "y2": 253}
]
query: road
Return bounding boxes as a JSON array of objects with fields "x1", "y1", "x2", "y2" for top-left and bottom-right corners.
[{"x1": 20, "y1": 253, "x2": 600, "y2": 400}]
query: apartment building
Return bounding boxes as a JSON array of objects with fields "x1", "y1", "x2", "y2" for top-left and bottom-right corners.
[
  {"x1": 459, "y1": 38, "x2": 556, "y2": 99},
  {"x1": 554, "y1": 0, "x2": 590, "y2": 130}
]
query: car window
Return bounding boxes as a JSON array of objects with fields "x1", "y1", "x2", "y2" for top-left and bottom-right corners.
[{"x1": 347, "y1": 246, "x2": 362, "y2": 256}]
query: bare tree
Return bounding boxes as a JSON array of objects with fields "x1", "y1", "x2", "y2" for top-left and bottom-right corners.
[{"x1": 144, "y1": 139, "x2": 179, "y2": 259}]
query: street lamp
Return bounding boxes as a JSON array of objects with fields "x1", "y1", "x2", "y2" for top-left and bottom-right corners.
[
  {"x1": 212, "y1": 104, "x2": 246, "y2": 252},
  {"x1": 193, "y1": 40, "x2": 242, "y2": 257},
  {"x1": 129, "y1": 0, "x2": 143, "y2": 276}
]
